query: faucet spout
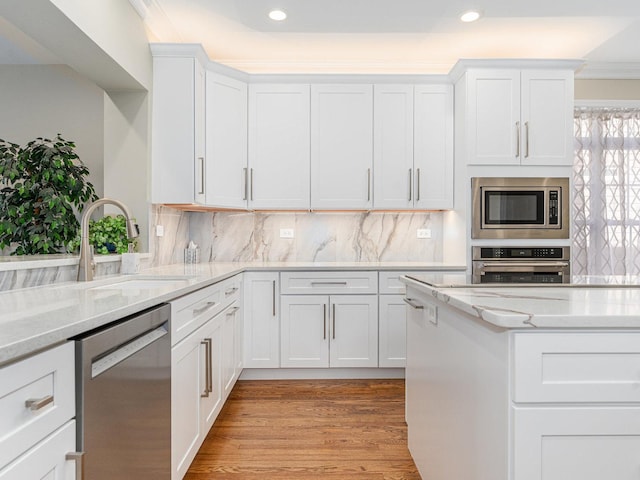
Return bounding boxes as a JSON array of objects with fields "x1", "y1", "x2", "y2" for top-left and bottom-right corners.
[{"x1": 77, "y1": 198, "x2": 139, "y2": 282}]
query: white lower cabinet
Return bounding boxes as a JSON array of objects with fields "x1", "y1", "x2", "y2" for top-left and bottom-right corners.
[
  {"x1": 378, "y1": 295, "x2": 406, "y2": 367},
  {"x1": 222, "y1": 303, "x2": 242, "y2": 397},
  {"x1": 280, "y1": 294, "x2": 378, "y2": 368},
  {"x1": 243, "y1": 272, "x2": 279, "y2": 368},
  {"x1": 513, "y1": 406, "x2": 640, "y2": 480}
]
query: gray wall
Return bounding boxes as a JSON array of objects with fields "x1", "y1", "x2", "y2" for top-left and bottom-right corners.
[{"x1": 575, "y1": 79, "x2": 640, "y2": 100}]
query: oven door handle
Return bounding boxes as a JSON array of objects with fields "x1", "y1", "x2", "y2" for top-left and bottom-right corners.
[{"x1": 478, "y1": 261, "x2": 569, "y2": 269}]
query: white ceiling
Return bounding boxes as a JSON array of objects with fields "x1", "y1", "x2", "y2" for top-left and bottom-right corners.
[{"x1": 138, "y1": 0, "x2": 640, "y2": 74}]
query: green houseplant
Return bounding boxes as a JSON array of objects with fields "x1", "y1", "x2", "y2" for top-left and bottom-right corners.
[
  {"x1": 86, "y1": 215, "x2": 138, "y2": 254},
  {"x1": 0, "y1": 135, "x2": 98, "y2": 255}
]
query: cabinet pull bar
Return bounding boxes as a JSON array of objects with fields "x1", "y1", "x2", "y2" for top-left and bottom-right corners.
[
  {"x1": 225, "y1": 287, "x2": 238, "y2": 296},
  {"x1": 66, "y1": 452, "x2": 85, "y2": 480},
  {"x1": 408, "y1": 168, "x2": 412, "y2": 201},
  {"x1": 272, "y1": 280, "x2": 276, "y2": 316},
  {"x1": 403, "y1": 297, "x2": 424, "y2": 310},
  {"x1": 25, "y1": 395, "x2": 54, "y2": 411},
  {"x1": 323, "y1": 304, "x2": 327, "y2": 340},
  {"x1": 367, "y1": 168, "x2": 371, "y2": 202},
  {"x1": 310, "y1": 281, "x2": 348, "y2": 286},
  {"x1": 193, "y1": 301, "x2": 217, "y2": 316},
  {"x1": 200, "y1": 339, "x2": 212, "y2": 397},
  {"x1": 332, "y1": 304, "x2": 336, "y2": 339},
  {"x1": 525, "y1": 121, "x2": 529, "y2": 158},
  {"x1": 198, "y1": 157, "x2": 205, "y2": 195},
  {"x1": 226, "y1": 306, "x2": 240, "y2": 316},
  {"x1": 416, "y1": 168, "x2": 421, "y2": 202},
  {"x1": 516, "y1": 121, "x2": 520, "y2": 158},
  {"x1": 242, "y1": 167, "x2": 248, "y2": 200},
  {"x1": 250, "y1": 168, "x2": 254, "y2": 201}
]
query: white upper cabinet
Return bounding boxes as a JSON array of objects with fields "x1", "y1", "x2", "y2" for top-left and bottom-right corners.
[
  {"x1": 373, "y1": 85, "x2": 414, "y2": 209},
  {"x1": 373, "y1": 84, "x2": 453, "y2": 210},
  {"x1": 311, "y1": 85, "x2": 374, "y2": 210},
  {"x1": 151, "y1": 55, "x2": 206, "y2": 204},
  {"x1": 465, "y1": 67, "x2": 573, "y2": 166},
  {"x1": 205, "y1": 72, "x2": 248, "y2": 209},
  {"x1": 248, "y1": 84, "x2": 310, "y2": 210}
]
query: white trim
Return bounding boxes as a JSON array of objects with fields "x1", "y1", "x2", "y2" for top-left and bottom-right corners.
[
  {"x1": 576, "y1": 62, "x2": 640, "y2": 79},
  {"x1": 239, "y1": 367, "x2": 405, "y2": 380},
  {"x1": 575, "y1": 100, "x2": 640, "y2": 108}
]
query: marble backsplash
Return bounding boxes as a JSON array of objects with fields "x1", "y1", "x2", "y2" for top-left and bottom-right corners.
[{"x1": 152, "y1": 206, "x2": 443, "y2": 264}]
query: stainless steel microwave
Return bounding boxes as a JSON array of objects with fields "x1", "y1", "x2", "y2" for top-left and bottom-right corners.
[{"x1": 471, "y1": 177, "x2": 569, "y2": 239}]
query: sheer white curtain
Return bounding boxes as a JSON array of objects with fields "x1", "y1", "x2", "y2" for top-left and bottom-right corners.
[{"x1": 573, "y1": 107, "x2": 640, "y2": 275}]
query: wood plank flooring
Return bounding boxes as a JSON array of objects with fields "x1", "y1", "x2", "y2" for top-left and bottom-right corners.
[{"x1": 185, "y1": 379, "x2": 421, "y2": 480}]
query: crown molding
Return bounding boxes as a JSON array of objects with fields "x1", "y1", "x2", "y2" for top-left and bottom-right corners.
[
  {"x1": 448, "y1": 58, "x2": 584, "y2": 82},
  {"x1": 576, "y1": 61, "x2": 640, "y2": 79}
]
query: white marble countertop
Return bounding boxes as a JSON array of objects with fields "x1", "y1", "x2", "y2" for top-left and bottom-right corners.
[
  {"x1": 0, "y1": 261, "x2": 464, "y2": 366},
  {"x1": 402, "y1": 276, "x2": 640, "y2": 329}
]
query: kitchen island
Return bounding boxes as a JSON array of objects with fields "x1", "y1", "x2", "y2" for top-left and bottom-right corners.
[{"x1": 401, "y1": 275, "x2": 640, "y2": 480}]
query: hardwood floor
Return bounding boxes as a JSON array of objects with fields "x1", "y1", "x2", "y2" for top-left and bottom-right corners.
[{"x1": 184, "y1": 379, "x2": 421, "y2": 480}]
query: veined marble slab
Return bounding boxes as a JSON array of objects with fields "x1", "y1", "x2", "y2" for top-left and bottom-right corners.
[{"x1": 403, "y1": 277, "x2": 640, "y2": 329}]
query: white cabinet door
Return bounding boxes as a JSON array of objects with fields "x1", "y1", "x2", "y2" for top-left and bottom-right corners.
[
  {"x1": 243, "y1": 272, "x2": 280, "y2": 368},
  {"x1": 0, "y1": 420, "x2": 76, "y2": 480},
  {"x1": 520, "y1": 70, "x2": 574, "y2": 166},
  {"x1": 330, "y1": 295, "x2": 378, "y2": 368},
  {"x1": 280, "y1": 295, "x2": 329, "y2": 368},
  {"x1": 311, "y1": 85, "x2": 373, "y2": 209},
  {"x1": 194, "y1": 61, "x2": 206, "y2": 204},
  {"x1": 378, "y1": 295, "x2": 407, "y2": 368},
  {"x1": 222, "y1": 304, "x2": 241, "y2": 398},
  {"x1": 414, "y1": 85, "x2": 453, "y2": 209},
  {"x1": 248, "y1": 84, "x2": 310, "y2": 210},
  {"x1": 373, "y1": 84, "x2": 414, "y2": 210},
  {"x1": 205, "y1": 72, "x2": 248, "y2": 209},
  {"x1": 151, "y1": 56, "x2": 203, "y2": 204},
  {"x1": 466, "y1": 69, "x2": 521, "y2": 165},
  {"x1": 199, "y1": 317, "x2": 223, "y2": 434},
  {"x1": 513, "y1": 406, "x2": 640, "y2": 480},
  {"x1": 171, "y1": 327, "x2": 205, "y2": 480}
]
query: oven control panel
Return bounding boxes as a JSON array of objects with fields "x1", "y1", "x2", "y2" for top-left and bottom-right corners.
[{"x1": 474, "y1": 246, "x2": 570, "y2": 260}]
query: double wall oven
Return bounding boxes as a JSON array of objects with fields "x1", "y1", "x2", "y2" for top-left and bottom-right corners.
[{"x1": 471, "y1": 177, "x2": 571, "y2": 284}]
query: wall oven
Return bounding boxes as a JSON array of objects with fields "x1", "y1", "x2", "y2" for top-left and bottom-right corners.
[
  {"x1": 472, "y1": 246, "x2": 571, "y2": 284},
  {"x1": 472, "y1": 177, "x2": 569, "y2": 239}
]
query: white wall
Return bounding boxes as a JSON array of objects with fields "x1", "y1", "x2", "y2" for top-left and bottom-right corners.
[{"x1": 0, "y1": 65, "x2": 104, "y2": 197}]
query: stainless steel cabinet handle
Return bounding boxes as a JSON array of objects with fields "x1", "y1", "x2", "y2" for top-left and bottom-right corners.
[
  {"x1": 198, "y1": 157, "x2": 205, "y2": 195},
  {"x1": 242, "y1": 167, "x2": 248, "y2": 200},
  {"x1": 25, "y1": 395, "x2": 54, "y2": 411},
  {"x1": 408, "y1": 168, "x2": 412, "y2": 201},
  {"x1": 416, "y1": 168, "x2": 421, "y2": 202},
  {"x1": 226, "y1": 306, "x2": 240, "y2": 316},
  {"x1": 367, "y1": 168, "x2": 371, "y2": 202},
  {"x1": 193, "y1": 301, "x2": 217, "y2": 316},
  {"x1": 310, "y1": 281, "x2": 348, "y2": 286},
  {"x1": 201, "y1": 338, "x2": 212, "y2": 397},
  {"x1": 516, "y1": 121, "x2": 521, "y2": 158},
  {"x1": 332, "y1": 304, "x2": 336, "y2": 339},
  {"x1": 272, "y1": 280, "x2": 276, "y2": 316},
  {"x1": 66, "y1": 452, "x2": 85, "y2": 480},
  {"x1": 323, "y1": 304, "x2": 327, "y2": 340},
  {"x1": 403, "y1": 297, "x2": 424, "y2": 310},
  {"x1": 250, "y1": 168, "x2": 254, "y2": 201},
  {"x1": 525, "y1": 121, "x2": 529, "y2": 158},
  {"x1": 225, "y1": 287, "x2": 238, "y2": 296}
]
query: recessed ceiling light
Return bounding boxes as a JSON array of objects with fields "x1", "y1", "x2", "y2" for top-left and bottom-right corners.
[
  {"x1": 460, "y1": 10, "x2": 482, "y2": 23},
  {"x1": 268, "y1": 10, "x2": 287, "y2": 21}
]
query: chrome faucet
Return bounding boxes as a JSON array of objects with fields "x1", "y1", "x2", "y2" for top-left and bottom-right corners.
[{"x1": 77, "y1": 198, "x2": 139, "y2": 282}]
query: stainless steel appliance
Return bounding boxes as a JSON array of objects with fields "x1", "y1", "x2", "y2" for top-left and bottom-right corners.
[
  {"x1": 75, "y1": 304, "x2": 171, "y2": 480},
  {"x1": 472, "y1": 246, "x2": 571, "y2": 284},
  {"x1": 471, "y1": 177, "x2": 569, "y2": 239}
]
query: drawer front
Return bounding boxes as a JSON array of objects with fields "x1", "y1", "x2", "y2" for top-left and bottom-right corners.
[
  {"x1": 171, "y1": 283, "x2": 224, "y2": 345},
  {"x1": 0, "y1": 343, "x2": 75, "y2": 468},
  {"x1": 220, "y1": 274, "x2": 242, "y2": 306},
  {"x1": 280, "y1": 271, "x2": 378, "y2": 295},
  {"x1": 513, "y1": 332, "x2": 640, "y2": 403},
  {"x1": 378, "y1": 271, "x2": 408, "y2": 294}
]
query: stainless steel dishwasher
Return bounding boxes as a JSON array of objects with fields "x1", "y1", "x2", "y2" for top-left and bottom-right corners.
[{"x1": 75, "y1": 304, "x2": 171, "y2": 479}]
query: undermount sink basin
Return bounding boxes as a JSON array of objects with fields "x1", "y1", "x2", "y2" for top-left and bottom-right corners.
[{"x1": 86, "y1": 276, "x2": 194, "y2": 291}]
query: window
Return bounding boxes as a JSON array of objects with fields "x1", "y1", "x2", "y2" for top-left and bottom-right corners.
[{"x1": 573, "y1": 108, "x2": 640, "y2": 275}]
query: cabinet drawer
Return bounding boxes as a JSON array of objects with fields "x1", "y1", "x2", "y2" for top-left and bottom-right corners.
[
  {"x1": 171, "y1": 283, "x2": 224, "y2": 345},
  {"x1": 220, "y1": 274, "x2": 241, "y2": 305},
  {"x1": 513, "y1": 332, "x2": 640, "y2": 403},
  {"x1": 0, "y1": 343, "x2": 75, "y2": 468},
  {"x1": 378, "y1": 271, "x2": 409, "y2": 294},
  {"x1": 280, "y1": 271, "x2": 378, "y2": 295}
]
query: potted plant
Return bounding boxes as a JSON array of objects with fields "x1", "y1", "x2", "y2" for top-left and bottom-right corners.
[
  {"x1": 0, "y1": 135, "x2": 98, "y2": 255},
  {"x1": 86, "y1": 215, "x2": 138, "y2": 254}
]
